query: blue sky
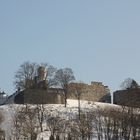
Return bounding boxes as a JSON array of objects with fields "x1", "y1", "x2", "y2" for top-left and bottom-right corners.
[{"x1": 0, "y1": 0, "x2": 140, "y2": 94}]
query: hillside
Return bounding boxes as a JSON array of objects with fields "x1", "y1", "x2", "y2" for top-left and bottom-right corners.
[
  {"x1": 0, "y1": 100, "x2": 118, "y2": 140},
  {"x1": 0, "y1": 100, "x2": 139, "y2": 140}
]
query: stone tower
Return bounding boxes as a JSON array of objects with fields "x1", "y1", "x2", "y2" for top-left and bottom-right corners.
[{"x1": 37, "y1": 66, "x2": 46, "y2": 83}]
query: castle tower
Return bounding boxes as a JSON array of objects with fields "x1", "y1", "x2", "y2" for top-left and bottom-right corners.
[{"x1": 37, "y1": 66, "x2": 47, "y2": 83}]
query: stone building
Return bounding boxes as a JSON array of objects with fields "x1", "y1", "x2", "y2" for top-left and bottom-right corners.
[
  {"x1": 113, "y1": 88, "x2": 140, "y2": 107},
  {"x1": 13, "y1": 66, "x2": 64, "y2": 104},
  {"x1": 68, "y1": 81, "x2": 110, "y2": 102},
  {"x1": 14, "y1": 88, "x2": 64, "y2": 104},
  {"x1": 6, "y1": 66, "x2": 110, "y2": 104},
  {"x1": 11, "y1": 81, "x2": 110, "y2": 104}
]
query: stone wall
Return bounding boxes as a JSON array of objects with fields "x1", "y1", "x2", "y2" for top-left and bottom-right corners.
[
  {"x1": 113, "y1": 88, "x2": 140, "y2": 107},
  {"x1": 68, "y1": 81, "x2": 110, "y2": 102},
  {"x1": 14, "y1": 88, "x2": 64, "y2": 104},
  {"x1": 13, "y1": 81, "x2": 110, "y2": 104}
]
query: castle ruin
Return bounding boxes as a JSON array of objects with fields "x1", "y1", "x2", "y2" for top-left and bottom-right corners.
[{"x1": 10, "y1": 66, "x2": 110, "y2": 104}]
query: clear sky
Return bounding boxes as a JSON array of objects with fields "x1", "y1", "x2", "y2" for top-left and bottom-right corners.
[{"x1": 0, "y1": 0, "x2": 140, "y2": 94}]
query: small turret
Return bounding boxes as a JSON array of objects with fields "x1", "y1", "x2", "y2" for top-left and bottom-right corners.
[{"x1": 37, "y1": 66, "x2": 46, "y2": 83}]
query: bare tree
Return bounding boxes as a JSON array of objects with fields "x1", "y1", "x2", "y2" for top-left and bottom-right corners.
[
  {"x1": 12, "y1": 105, "x2": 38, "y2": 140},
  {"x1": 69, "y1": 82, "x2": 86, "y2": 120},
  {"x1": 120, "y1": 78, "x2": 139, "y2": 90},
  {"x1": 46, "y1": 116, "x2": 65, "y2": 139},
  {"x1": 91, "y1": 104, "x2": 140, "y2": 140},
  {"x1": 45, "y1": 64, "x2": 57, "y2": 88},
  {"x1": 14, "y1": 61, "x2": 38, "y2": 90},
  {"x1": 14, "y1": 61, "x2": 56, "y2": 90},
  {"x1": 69, "y1": 111, "x2": 93, "y2": 140},
  {"x1": 54, "y1": 68, "x2": 75, "y2": 107},
  {"x1": 36, "y1": 104, "x2": 46, "y2": 132}
]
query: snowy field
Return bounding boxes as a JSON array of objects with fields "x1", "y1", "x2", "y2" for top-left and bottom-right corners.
[{"x1": 0, "y1": 100, "x2": 119, "y2": 140}]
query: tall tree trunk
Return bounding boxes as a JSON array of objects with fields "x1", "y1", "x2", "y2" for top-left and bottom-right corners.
[
  {"x1": 64, "y1": 91, "x2": 67, "y2": 107},
  {"x1": 78, "y1": 95, "x2": 80, "y2": 120}
]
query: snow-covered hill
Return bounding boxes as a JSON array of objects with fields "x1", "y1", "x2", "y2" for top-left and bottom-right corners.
[{"x1": 0, "y1": 100, "x2": 120, "y2": 140}]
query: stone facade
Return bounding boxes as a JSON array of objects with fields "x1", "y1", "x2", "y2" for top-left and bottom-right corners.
[
  {"x1": 7, "y1": 65, "x2": 110, "y2": 105},
  {"x1": 68, "y1": 81, "x2": 110, "y2": 102},
  {"x1": 12, "y1": 81, "x2": 110, "y2": 104},
  {"x1": 14, "y1": 88, "x2": 64, "y2": 104},
  {"x1": 113, "y1": 88, "x2": 140, "y2": 107}
]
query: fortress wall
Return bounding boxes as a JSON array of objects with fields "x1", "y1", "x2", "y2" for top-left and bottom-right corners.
[
  {"x1": 14, "y1": 81, "x2": 110, "y2": 104},
  {"x1": 68, "y1": 82, "x2": 110, "y2": 102},
  {"x1": 14, "y1": 89, "x2": 64, "y2": 104}
]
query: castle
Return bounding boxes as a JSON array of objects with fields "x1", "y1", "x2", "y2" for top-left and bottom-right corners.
[{"x1": 6, "y1": 66, "x2": 110, "y2": 104}]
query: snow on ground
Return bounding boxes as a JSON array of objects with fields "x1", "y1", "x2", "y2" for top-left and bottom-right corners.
[
  {"x1": 37, "y1": 131, "x2": 51, "y2": 140},
  {"x1": 0, "y1": 100, "x2": 119, "y2": 140}
]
